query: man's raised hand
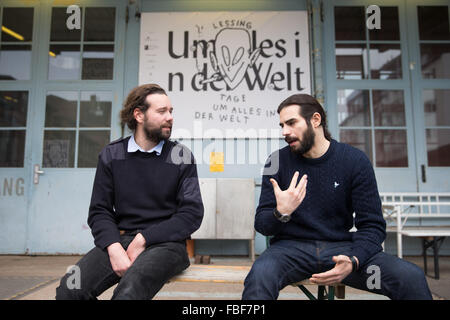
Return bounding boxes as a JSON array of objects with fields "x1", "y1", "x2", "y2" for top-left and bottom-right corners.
[{"x1": 270, "y1": 171, "x2": 308, "y2": 215}]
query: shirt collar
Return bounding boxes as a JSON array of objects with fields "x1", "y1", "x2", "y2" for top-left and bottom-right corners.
[{"x1": 127, "y1": 135, "x2": 164, "y2": 155}]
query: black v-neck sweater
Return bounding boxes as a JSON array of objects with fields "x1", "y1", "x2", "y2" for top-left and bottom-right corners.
[{"x1": 87, "y1": 137, "x2": 204, "y2": 250}]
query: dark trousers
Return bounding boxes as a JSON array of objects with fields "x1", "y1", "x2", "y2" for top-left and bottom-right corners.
[
  {"x1": 55, "y1": 234, "x2": 190, "y2": 300},
  {"x1": 242, "y1": 239, "x2": 433, "y2": 300}
]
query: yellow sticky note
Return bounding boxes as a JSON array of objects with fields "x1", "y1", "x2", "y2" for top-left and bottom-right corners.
[{"x1": 210, "y1": 152, "x2": 224, "y2": 172}]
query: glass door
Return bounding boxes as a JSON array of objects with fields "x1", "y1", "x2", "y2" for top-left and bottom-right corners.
[
  {"x1": 407, "y1": 0, "x2": 450, "y2": 192},
  {"x1": 324, "y1": 0, "x2": 419, "y2": 192},
  {"x1": 26, "y1": 3, "x2": 125, "y2": 253},
  {"x1": 0, "y1": 4, "x2": 36, "y2": 253}
]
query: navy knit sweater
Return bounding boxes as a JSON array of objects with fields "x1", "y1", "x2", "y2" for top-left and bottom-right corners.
[
  {"x1": 87, "y1": 137, "x2": 204, "y2": 250},
  {"x1": 256, "y1": 139, "x2": 386, "y2": 266}
]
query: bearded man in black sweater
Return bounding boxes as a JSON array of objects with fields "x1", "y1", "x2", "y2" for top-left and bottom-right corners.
[
  {"x1": 56, "y1": 84, "x2": 204, "y2": 300},
  {"x1": 242, "y1": 94, "x2": 432, "y2": 300}
]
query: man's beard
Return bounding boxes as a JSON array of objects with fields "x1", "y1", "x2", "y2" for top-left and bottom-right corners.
[
  {"x1": 143, "y1": 120, "x2": 172, "y2": 143},
  {"x1": 285, "y1": 123, "x2": 315, "y2": 155}
]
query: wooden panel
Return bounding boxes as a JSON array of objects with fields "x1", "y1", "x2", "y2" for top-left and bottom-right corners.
[
  {"x1": 171, "y1": 265, "x2": 251, "y2": 284},
  {"x1": 216, "y1": 179, "x2": 255, "y2": 239},
  {"x1": 171, "y1": 265, "x2": 346, "y2": 299},
  {"x1": 191, "y1": 178, "x2": 216, "y2": 239}
]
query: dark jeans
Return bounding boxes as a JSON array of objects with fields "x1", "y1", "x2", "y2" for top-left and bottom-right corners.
[
  {"x1": 242, "y1": 239, "x2": 432, "y2": 300},
  {"x1": 55, "y1": 233, "x2": 190, "y2": 300}
]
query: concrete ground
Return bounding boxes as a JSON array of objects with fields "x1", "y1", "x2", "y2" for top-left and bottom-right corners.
[{"x1": 0, "y1": 255, "x2": 448, "y2": 300}]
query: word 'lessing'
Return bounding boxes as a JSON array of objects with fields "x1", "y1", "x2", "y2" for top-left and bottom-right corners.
[{"x1": 1, "y1": 178, "x2": 24, "y2": 196}]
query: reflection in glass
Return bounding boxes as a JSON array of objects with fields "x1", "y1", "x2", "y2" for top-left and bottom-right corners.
[
  {"x1": 0, "y1": 91, "x2": 28, "y2": 127},
  {"x1": 423, "y1": 90, "x2": 450, "y2": 126},
  {"x1": 80, "y1": 92, "x2": 112, "y2": 127},
  {"x1": 78, "y1": 130, "x2": 110, "y2": 167},
  {"x1": 337, "y1": 90, "x2": 370, "y2": 127},
  {"x1": 1, "y1": 8, "x2": 34, "y2": 42},
  {"x1": 370, "y1": 44, "x2": 402, "y2": 79},
  {"x1": 418, "y1": 6, "x2": 450, "y2": 41},
  {"x1": 369, "y1": 7, "x2": 400, "y2": 41},
  {"x1": 420, "y1": 44, "x2": 450, "y2": 79},
  {"x1": 43, "y1": 130, "x2": 75, "y2": 168},
  {"x1": 50, "y1": 7, "x2": 82, "y2": 41},
  {"x1": 84, "y1": 7, "x2": 116, "y2": 42},
  {"x1": 375, "y1": 130, "x2": 408, "y2": 167},
  {"x1": 373, "y1": 90, "x2": 405, "y2": 127},
  {"x1": 426, "y1": 129, "x2": 450, "y2": 167},
  {"x1": 334, "y1": 7, "x2": 365, "y2": 41},
  {"x1": 336, "y1": 44, "x2": 368, "y2": 79},
  {"x1": 0, "y1": 45, "x2": 32, "y2": 80},
  {"x1": 45, "y1": 92, "x2": 77, "y2": 127},
  {"x1": 340, "y1": 129, "x2": 372, "y2": 162},
  {"x1": 0, "y1": 130, "x2": 26, "y2": 167},
  {"x1": 48, "y1": 45, "x2": 81, "y2": 80},
  {"x1": 82, "y1": 45, "x2": 114, "y2": 80}
]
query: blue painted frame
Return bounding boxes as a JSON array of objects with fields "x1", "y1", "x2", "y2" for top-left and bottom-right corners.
[
  {"x1": 323, "y1": 0, "x2": 422, "y2": 192},
  {"x1": 0, "y1": 0, "x2": 128, "y2": 253},
  {"x1": 405, "y1": 0, "x2": 450, "y2": 192},
  {"x1": 0, "y1": 0, "x2": 42, "y2": 253}
]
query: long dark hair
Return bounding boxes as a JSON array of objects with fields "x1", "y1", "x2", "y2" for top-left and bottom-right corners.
[{"x1": 277, "y1": 94, "x2": 332, "y2": 141}]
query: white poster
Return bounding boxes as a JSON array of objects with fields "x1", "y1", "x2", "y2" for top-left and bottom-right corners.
[{"x1": 139, "y1": 11, "x2": 311, "y2": 138}]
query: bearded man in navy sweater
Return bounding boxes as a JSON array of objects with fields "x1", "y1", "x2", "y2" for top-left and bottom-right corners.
[
  {"x1": 242, "y1": 94, "x2": 432, "y2": 300},
  {"x1": 56, "y1": 84, "x2": 204, "y2": 300}
]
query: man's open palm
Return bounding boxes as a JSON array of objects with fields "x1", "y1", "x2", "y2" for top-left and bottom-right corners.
[{"x1": 270, "y1": 171, "x2": 307, "y2": 215}]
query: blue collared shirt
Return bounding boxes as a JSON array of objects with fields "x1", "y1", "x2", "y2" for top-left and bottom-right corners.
[{"x1": 127, "y1": 135, "x2": 164, "y2": 155}]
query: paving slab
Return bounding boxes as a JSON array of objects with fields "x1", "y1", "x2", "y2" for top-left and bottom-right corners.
[{"x1": 0, "y1": 255, "x2": 447, "y2": 300}]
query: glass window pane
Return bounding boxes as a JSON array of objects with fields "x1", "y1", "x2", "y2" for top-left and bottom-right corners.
[
  {"x1": 336, "y1": 44, "x2": 368, "y2": 79},
  {"x1": 80, "y1": 92, "x2": 112, "y2": 127},
  {"x1": 50, "y1": 7, "x2": 82, "y2": 41},
  {"x1": 84, "y1": 7, "x2": 116, "y2": 42},
  {"x1": 426, "y1": 129, "x2": 450, "y2": 167},
  {"x1": 375, "y1": 130, "x2": 408, "y2": 167},
  {"x1": 0, "y1": 91, "x2": 28, "y2": 127},
  {"x1": 334, "y1": 7, "x2": 365, "y2": 41},
  {"x1": 418, "y1": 6, "x2": 450, "y2": 41},
  {"x1": 45, "y1": 92, "x2": 77, "y2": 127},
  {"x1": 78, "y1": 130, "x2": 110, "y2": 168},
  {"x1": 373, "y1": 90, "x2": 406, "y2": 127},
  {"x1": 42, "y1": 130, "x2": 75, "y2": 168},
  {"x1": 1, "y1": 8, "x2": 34, "y2": 42},
  {"x1": 420, "y1": 44, "x2": 450, "y2": 79},
  {"x1": 0, "y1": 45, "x2": 32, "y2": 80},
  {"x1": 423, "y1": 89, "x2": 450, "y2": 126},
  {"x1": 82, "y1": 45, "x2": 114, "y2": 80},
  {"x1": 340, "y1": 129, "x2": 373, "y2": 163},
  {"x1": 48, "y1": 45, "x2": 81, "y2": 80},
  {"x1": 369, "y1": 7, "x2": 400, "y2": 41},
  {"x1": 369, "y1": 44, "x2": 402, "y2": 79},
  {"x1": 0, "y1": 130, "x2": 25, "y2": 167},
  {"x1": 337, "y1": 90, "x2": 370, "y2": 127}
]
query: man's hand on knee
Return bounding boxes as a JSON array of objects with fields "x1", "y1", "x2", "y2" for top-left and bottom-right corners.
[
  {"x1": 309, "y1": 255, "x2": 353, "y2": 285},
  {"x1": 107, "y1": 242, "x2": 132, "y2": 277},
  {"x1": 126, "y1": 233, "x2": 146, "y2": 264}
]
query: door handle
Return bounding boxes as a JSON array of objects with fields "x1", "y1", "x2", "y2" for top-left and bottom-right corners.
[
  {"x1": 33, "y1": 164, "x2": 44, "y2": 184},
  {"x1": 421, "y1": 164, "x2": 426, "y2": 183}
]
